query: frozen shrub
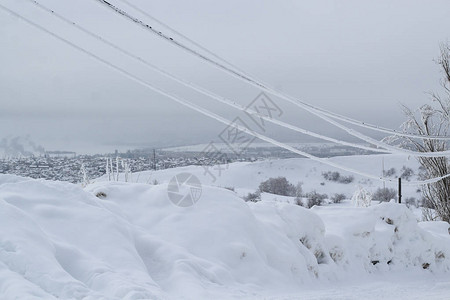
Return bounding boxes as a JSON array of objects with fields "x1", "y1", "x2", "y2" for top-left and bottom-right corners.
[
  {"x1": 294, "y1": 182, "x2": 303, "y2": 198},
  {"x1": 400, "y1": 166, "x2": 414, "y2": 180},
  {"x1": 372, "y1": 187, "x2": 397, "y2": 202},
  {"x1": 322, "y1": 171, "x2": 340, "y2": 182},
  {"x1": 404, "y1": 197, "x2": 418, "y2": 208},
  {"x1": 294, "y1": 182, "x2": 304, "y2": 205},
  {"x1": 331, "y1": 193, "x2": 346, "y2": 203},
  {"x1": 352, "y1": 186, "x2": 372, "y2": 207},
  {"x1": 259, "y1": 177, "x2": 296, "y2": 196},
  {"x1": 322, "y1": 171, "x2": 354, "y2": 184},
  {"x1": 305, "y1": 191, "x2": 327, "y2": 208},
  {"x1": 224, "y1": 186, "x2": 235, "y2": 192},
  {"x1": 421, "y1": 196, "x2": 435, "y2": 209},
  {"x1": 418, "y1": 165, "x2": 428, "y2": 181},
  {"x1": 244, "y1": 191, "x2": 261, "y2": 202},
  {"x1": 79, "y1": 163, "x2": 90, "y2": 187},
  {"x1": 384, "y1": 168, "x2": 397, "y2": 177},
  {"x1": 338, "y1": 175, "x2": 354, "y2": 184}
]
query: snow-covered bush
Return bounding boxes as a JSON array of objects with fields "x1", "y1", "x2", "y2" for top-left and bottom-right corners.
[
  {"x1": 352, "y1": 186, "x2": 372, "y2": 207},
  {"x1": 425, "y1": 198, "x2": 437, "y2": 210},
  {"x1": 258, "y1": 177, "x2": 296, "y2": 196},
  {"x1": 372, "y1": 187, "x2": 397, "y2": 202},
  {"x1": 404, "y1": 197, "x2": 418, "y2": 208},
  {"x1": 244, "y1": 191, "x2": 261, "y2": 202},
  {"x1": 224, "y1": 186, "x2": 235, "y2": 192},
  {"x1": 105, "y1": 157, "x2": 133, "y2": 182},
  {"x1": 305, "y1": 191, "x2": 327, "y2": 208},
  {"x1": 295, "y1": 182, "x2": 303, "y2": 197},
  {"x1": 338, "y1": 175, "x2": 354, "y2": 184},
  {"x1": 383, "y1": 167, "x2": 397, "y2": 177},
  {"x1": 322, "y1": 171, "x2": 340, "y2": 182},
  {"x1": 121, "y1": 159, "x2": 132, "y2": 182},
  {"x1": 293, "y1": 182, "x2": 304, "y2": 204},
  {"x1": 322, "y1": 171, "x2": 354, "y2": 184},
  {"x1": 79, "y1": 163, "x2": 90, "y2": 187},
  {"x1": 331, "y1": 193, "x2": 346, "y2": 203},
  {"x1": 400, "y1": 166, "x2": 414, "y2": 180}
]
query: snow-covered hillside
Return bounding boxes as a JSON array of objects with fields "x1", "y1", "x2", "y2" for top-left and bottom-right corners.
[
  {"x1": 103, "y1": 154, "x2": 422, "y2": 202},
  {"x1": 1, "y1": 154, "x2": 450, "y2": 299}
]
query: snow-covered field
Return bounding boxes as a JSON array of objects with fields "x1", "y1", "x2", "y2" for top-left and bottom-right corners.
[
  {"x1": 1, "y1": 154, "x2": 450, "y2": 299},
  {"x1": 108, "y1": 154, "x2": 422, "y2": 201}
]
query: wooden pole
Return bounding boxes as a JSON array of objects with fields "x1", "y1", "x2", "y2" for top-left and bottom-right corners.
[{"x1": 398, "y1": 177, "x2": 402, "y2": 204}]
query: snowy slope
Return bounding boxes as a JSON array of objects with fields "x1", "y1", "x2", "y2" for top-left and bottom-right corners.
[
  {"x1": 1, "y1": 171, "x2": 449, "y2": 299},
  {"x1": 106, "y1": 154, "x2": 422, "y2": 201}
]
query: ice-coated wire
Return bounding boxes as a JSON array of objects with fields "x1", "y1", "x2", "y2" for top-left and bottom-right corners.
[
  {"x1": 23, "y1": 0, "x2": 390, "y2": 155},
  {"x1": 2, "y1": 3, "x2": 448, "y2": 185},
  {"x1": 117, "y1": 0, "x2": 251, "y2": 78},
  {"x1": 28, "y1": 0, "x2": 450, "y2": 157},
  {"x1": 94, "y1": 0, "x2": 450, "y2": 142}
]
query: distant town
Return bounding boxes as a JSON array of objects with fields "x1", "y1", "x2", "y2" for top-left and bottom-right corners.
[{"x1": 0, "y1": 143, "x2": 378, "y2": 184}]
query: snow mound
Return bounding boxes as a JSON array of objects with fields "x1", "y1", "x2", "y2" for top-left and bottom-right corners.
[{"x1": 0, "y1": 174, "x2": 449, "y2": 299}]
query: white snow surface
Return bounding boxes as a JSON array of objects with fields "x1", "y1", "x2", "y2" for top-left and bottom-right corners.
[
  {"x1": 1, "y1": 154, "x2": 450, "y2": 299},
  {"x1": 106, "y1": 154, "x2": 422, "y2": 199}
]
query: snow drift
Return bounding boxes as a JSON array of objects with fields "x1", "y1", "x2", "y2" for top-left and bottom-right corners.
[{"x1": 0, "y1": 174, "x2": 449, "y2": 299}]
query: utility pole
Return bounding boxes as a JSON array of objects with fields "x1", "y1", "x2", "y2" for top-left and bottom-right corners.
[{"x1": 398, "y1": 177, "x2": 402, "y2": 204}]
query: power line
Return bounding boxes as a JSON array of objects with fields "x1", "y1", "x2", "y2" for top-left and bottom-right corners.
[
  {"x1": 93, "y1": 0, "x2": 450, "y2": 142},
  {"x1": 26, "y1": 0, "x2": 450, "y2": 158},
  {"x1": 3, "y1": 3, "x2": 448, "y2": 185},
  {"x1": 117, "y1": 0, "x2": 250, "y2": 78},
  {"x1": 118, "y1": 0, "x2": 450, "y2": 144}
]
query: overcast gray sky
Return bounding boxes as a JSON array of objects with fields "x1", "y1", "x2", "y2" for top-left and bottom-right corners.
[{"x1": 1, "y1": 0, "x2": 449, "y2": 153}]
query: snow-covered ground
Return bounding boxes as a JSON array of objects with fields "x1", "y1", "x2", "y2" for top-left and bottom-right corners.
[
  {"x1": 1, "y1": 154, "x2": 449, "y2": 299},
  {"x1": 106, "y1": 154, "x2": 422, "y2": 201}
]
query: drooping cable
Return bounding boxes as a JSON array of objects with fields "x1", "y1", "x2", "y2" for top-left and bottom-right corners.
[
  {"x1": 94, "y1": 0, "x2": 450, "y2": 142},
  {"x1": 2, "y1": 3, "x2": 449, "y2": 185},
  {"x1": 27, "y1": 0, "x2": 450, "y2": 158},
  {"x1": 117, "y1": 0, "x2": 251, "y2": 78}
]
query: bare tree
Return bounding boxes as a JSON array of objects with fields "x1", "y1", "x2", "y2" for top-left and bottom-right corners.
[{"x1": 395, "y1": 43, "x2": 450, "y2": 221}]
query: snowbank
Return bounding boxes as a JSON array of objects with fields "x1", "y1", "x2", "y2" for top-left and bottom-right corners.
[{"x1": 0, "y1": 174, "x2": 449, "y2": 299}]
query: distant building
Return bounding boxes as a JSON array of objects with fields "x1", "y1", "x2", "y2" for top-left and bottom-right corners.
[{"x1": 45, "y1": 151, "x2": 76, "y2": 158}]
